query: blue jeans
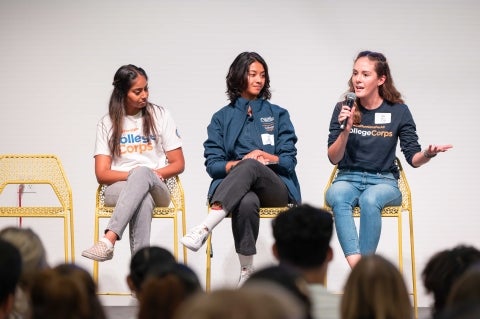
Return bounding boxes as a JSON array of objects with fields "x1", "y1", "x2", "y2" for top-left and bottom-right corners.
[
  {"x1": 104, "y1": 166, "x2": 170, "y2": 254},
  {"x1": 325, "y1": 170, "x2": 401, "y2": 257}
]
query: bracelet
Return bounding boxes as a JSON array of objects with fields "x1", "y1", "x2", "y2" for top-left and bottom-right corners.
[{"x1": 423, "y1": 150, "x2": 437, "y2": 159}]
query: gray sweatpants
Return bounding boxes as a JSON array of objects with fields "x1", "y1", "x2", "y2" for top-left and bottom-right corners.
[{"x1": 104, "y1": 166, "x2": 170, "y2": 254}]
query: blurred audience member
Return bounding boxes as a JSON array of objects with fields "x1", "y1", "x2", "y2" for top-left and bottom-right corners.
[
  {"x1": 437, "y1": 262, "x2": 480, "y2": 319},
  {"x1": 422, "y1": 245, "x2": 480, "y2": 318},
  {"x1": 126, "y1": 246, "x2": 177, "y2": 297},
  {"x1": 271, "y1": 204, "x2": 339, "y2": 319},
  {"x1": 341, "y1": 254, "x2": 412, "y2": 319},
  {"x1": 0, "y1": 227, "x2": 49, "y2": 319},
  {"x1": 244, "y1": 265, "x2": 313, "y2": 319},
  {"x1": 30, "y1": 264, "x2": 107, "y2": 319},
  {"x1": 174, "y1": 285, "x2": 305, "y2": 319},
  {"x1": 0, "y1": 239, "x2": 22, "y2": 319},
  {"x1": 138, "y1": 262, "x2": 202, "y2": 319}
]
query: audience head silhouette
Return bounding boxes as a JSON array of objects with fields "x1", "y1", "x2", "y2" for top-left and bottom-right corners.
[
  {"x1": 341, "y1": 254, "x2": 412, "y2": 319},
  {"x1": 422, "y1": 244, "x2": 480, "y2": 317}
]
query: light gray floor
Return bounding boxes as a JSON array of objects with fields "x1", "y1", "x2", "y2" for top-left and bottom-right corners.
[{"x1": 104, "y1": 306, "x2": 431, "y2": 319}]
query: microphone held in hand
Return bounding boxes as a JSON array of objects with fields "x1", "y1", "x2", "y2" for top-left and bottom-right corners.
[{"x1": 340, "y1": 92, "x2": 356, "y2": 130}]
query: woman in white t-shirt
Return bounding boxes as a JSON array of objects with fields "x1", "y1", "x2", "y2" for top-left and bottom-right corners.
[{"x1": 82, "y1": 64, "x2": 184, "y2": 262}]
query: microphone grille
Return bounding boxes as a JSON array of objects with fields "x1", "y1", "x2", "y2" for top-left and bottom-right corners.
[{"x1": 346, "y1": 92, "x2": 356, "y2": 101}]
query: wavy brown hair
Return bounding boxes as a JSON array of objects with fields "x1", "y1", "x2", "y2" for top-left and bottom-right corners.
[
  {"x1": 108, "y1": 64, "x2": 158, "y2": 158},
  {"x1": 347, "y1": 51, "x2": 404, "y2": 124}
]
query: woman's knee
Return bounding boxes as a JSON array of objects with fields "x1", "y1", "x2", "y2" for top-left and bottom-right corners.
[
  {"x1": 326, "y1": 181, "x2": 357, "y2": 207},
  {"x1": 360, "y1": 185, "x2": 401, "y2": 209},
  {"x1": 130, "y1": 166, "x2": 152, "y2": 178},
  {"x1": 237, "y1": 192, "x2": 260, "y2": 215},
  {"x1": 234, "y1": 158, "x2": 262, "y2": 171}
]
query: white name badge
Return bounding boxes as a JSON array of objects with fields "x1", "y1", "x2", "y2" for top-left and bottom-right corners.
[
  {"x1": 261, "y1": 133, "x2": 275, "y2": 146},
  {"x1": 375, "y1": 113, "x2": 391, "y2": 124}
]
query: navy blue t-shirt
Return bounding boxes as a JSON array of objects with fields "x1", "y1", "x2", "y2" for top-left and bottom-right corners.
[{"x1": 328, "y1": 101, "x2": 421, "y2": 177}]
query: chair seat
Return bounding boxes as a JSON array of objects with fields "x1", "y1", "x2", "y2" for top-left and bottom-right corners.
[
  {"x1": 0, "y1": 206, "x2": 70, "y2": 216},
  {"x1": 352, "y1": 205, "x2": 401, "y2": 217},
  {"x1": 96, "y1": 206, "x2": 178, "y2": 218}
]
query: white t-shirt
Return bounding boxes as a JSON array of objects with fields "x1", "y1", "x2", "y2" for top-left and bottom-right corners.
[{"x1": 94, "y1": 104, "x2": 182, "y2": 172}]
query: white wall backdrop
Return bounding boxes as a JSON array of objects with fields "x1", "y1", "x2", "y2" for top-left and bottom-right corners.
[{"x1": 1, "y1": 0, "x2": 479, "y2": 308}]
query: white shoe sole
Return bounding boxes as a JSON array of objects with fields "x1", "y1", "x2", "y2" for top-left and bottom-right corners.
[
  {"x1": 81, "y1": 250, "x2": 113, "y2": 262},
  {"x1": 180, "y1": 237, "x2": 202, "y2": 252}
]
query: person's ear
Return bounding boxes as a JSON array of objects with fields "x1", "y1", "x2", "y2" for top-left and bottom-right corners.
[
  {"x1": 378, "y1": 75, "x2": 386, "y2": 87},
  {"x1": 326, "y1": 246, "x2": 333, "y2": 262},
  {"x1": 272, "y1": 243, "x2": 280, "y2": 261},
  {"x1": 0, "y1": 293, "x2": 15, "y2": 317},
  {"x1": 126, "y1": 275, "x2": 136, "y2": 292}
]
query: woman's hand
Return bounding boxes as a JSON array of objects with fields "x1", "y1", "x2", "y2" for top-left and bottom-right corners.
[
  {"x1": 412, "y1": 144, "x2": 453, "y2": 167},
  {"x1": 338, "y1": 105, "x2": 356, "y2": 130},
  {"x1": 425, "y1": 144, "x2": 453, "y2": 156},
  {"x1": 243, "y1": 150, "x2": 278, "y2": 165},
  {"x1": 243, "y1": 150, "x2": 264, "y2": 161}
]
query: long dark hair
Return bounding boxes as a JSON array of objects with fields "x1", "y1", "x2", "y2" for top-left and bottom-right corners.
[
  {"x1": 108, "y1": 64, "x2": 158, "y2": 158},
  {"x1": 226, "y1": 52, "x2": 271, "y2": 103}
]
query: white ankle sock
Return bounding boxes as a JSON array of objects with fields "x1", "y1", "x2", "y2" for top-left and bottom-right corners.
[
  {"x1": 203, "y1": 208, "x2": 227, "y2": 231},
  {"x1": 100, "y1": 237, "x2": 113, "y2": 248},
  {"x1": 238, "y1": 254, "x2": 253, "y2": 269}
]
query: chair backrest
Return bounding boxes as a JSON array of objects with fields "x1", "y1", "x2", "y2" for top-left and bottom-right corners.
[
  {"x1": 164, "y1": 175, "x2": 185, "y2": 211},
  {"x1": 0, "y1": 154, "x2": 73, "y2": 212},
  {"x1": 324, "y1": 157, "x2": 412, "y2": 212}
]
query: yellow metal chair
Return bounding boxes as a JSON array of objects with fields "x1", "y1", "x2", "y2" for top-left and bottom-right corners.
[
  {"x1": 0, "y1": 154, "x2": 75, "y2": 262},
  {"x1": 93, "y1": 175, "x2": 187, "y2": 295},
  {"x1": 323, "y1": 158, "x2": 418, "y2": 317},
  {"x1": 205, "y1": 206, "x2": 290, "y2": 292}
]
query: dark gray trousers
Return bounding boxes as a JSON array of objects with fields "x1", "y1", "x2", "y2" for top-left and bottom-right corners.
[{"x1": 210, "y1": 159, "x2": 288, "y2": 255}]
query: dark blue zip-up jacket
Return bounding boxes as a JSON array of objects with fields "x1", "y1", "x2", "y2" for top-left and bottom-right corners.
[{"x1": 204, "y1": 97, "x2": 301, "y2": 204}]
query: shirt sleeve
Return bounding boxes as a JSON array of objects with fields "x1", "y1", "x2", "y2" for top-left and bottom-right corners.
[
  {"x1": 94, "y1": 116, "x2": 112, "y2": 157},
  {"x1": 156, "y1": 106, "x2": 183, "y2": 152}
]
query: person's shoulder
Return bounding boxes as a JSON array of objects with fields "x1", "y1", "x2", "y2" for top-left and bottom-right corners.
[
  {"x1": 98, "y1": 113, "x2": 111, "y2": 125},
  {"x1": 151, "y1": 103, "x2": 168, "y2": 114},
  {"x1": 386, "y1": 101, "x2": 408, "y2": 108},
  {"x1": 212, "y1": 103, "x2": 236, "y2": 116},
  {"x1": 261, "y1": 100, "x2": 289, "y2": 114}
]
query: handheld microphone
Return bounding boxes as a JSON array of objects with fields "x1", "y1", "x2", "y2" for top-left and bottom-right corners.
[{"x1": 340, "y1": 92, "x2": 356, "y2": 130}]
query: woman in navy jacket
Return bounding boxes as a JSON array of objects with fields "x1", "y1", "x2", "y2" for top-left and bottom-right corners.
[{"x1": 181, "y1": 51, "x2": 301, "y2": 286}]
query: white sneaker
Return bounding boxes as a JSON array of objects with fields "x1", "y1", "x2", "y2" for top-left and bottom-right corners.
[
  {"x1": 237, "y1": 266, "x2": 254, "y2": 287},
  {"x1": 180, "y1": 225, "x2": 209, "y2": 252},
  {"x1": 81, "y1": 241, "x2": 114, "y2": 262}
]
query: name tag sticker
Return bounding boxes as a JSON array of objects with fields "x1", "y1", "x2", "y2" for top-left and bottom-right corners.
[
  {"x1": 261, "y1": 134, "x2": 275, "y2": 146},
  {"x1": 375, "y1": 113, "x2": 391, "y2": 124}
]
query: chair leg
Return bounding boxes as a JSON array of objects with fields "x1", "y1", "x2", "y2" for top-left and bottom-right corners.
[
  {"x1": 408, "y1": 209, "x2": 418, "y2": 319},
  {"x1": 397, "y1": 210, "x2": 403, "y2": 274},
  {"x1": 205, "y1": 233, "x2": 213, "y2": 292},
  {"x1": 69, "y1": 212, "x2": 75, "y2": 262},
  {"x1": 182, "y1": 209, "x2": 188, "y2": 264},
  {"x1": 173, "y1": 217, "x2": 178, "y2": 260},
  {"x1": 63, "y1": 217, "x2": 69, "y2": 263},
  {"x1": 93, "y1": 217, "x2": 100, "y2": 285}
]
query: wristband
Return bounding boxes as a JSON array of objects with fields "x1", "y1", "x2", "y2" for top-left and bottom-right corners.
[{"x1": 423, "y1": 150, "x2": 437, "y2": 159}]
